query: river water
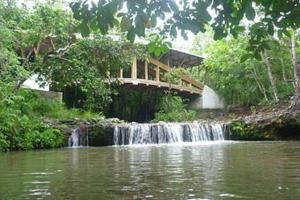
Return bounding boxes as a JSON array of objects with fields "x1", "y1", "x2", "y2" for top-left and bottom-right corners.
[{"x1": 1, "y1": 141, "x2": 300, "y2": 199}]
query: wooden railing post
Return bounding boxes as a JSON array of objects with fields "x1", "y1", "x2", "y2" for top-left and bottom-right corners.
[
  {"x1": 131, "y1": 57, "x2": 137, "y2": 79},
  {"x1": 156, "y1": 65, "x2": 160, "y2": 82},
  {"x1": 145, "y1": 62, "x2": 148, "y2": 80},
  {"x1": 119, "y1": 68, "x2": 123, "y2": 78}
]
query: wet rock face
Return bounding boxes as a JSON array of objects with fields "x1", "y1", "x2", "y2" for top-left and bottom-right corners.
[
  {"x1": 229, "y1": 113, "x2": 300, "y2": 140},
  {"x1": 263, "y1": 117, "x2": 300, "y2": 140},
  {"x1": 87, "y1": 124, "x2": 114, "y2": 146},
  {"x1": 50, "y1": 118, "x2": 118, "y2": 147}
]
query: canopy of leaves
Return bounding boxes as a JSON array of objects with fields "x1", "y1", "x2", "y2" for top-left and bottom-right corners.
[
  {"x1": 0, "y1": 0, "x2": 149, "y2": 112},
  {"x1": 71, "y1": 0, "x2": 300, "y2": 56},
  {"x1": 0, "y1": 1, "x2": 76, "y2": 86},
  {"x1": 43, "y1": 35, "x2": 148, "y2": 111}
]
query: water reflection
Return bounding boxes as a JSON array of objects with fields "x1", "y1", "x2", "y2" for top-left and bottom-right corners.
[
  {"x1": 112, "y1": 143, "x2": 228, "y2": 199},
  {"x1": 1, "y1": 142, "x2": 300, "y2": 199}
]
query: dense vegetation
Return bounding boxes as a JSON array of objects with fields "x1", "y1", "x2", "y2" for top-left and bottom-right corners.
[
  {"x1": 0, "y1": 0, "x2": 147, "y2": 151},
  {"x1": 0, "y1": 84, "x2": 62, "y2": 151},
  {"x1": 190, "y1": 32, "x2": 297, "y2": 106},
  {"x1": 74, "y1": 0, "x2": 300, "y2": 108},
  {"x1": 0, "y1": 0, "x2": 300, "y2": 150},
  {"x1": 152, "y1": 93, "x2": 197, "y2": 122}
]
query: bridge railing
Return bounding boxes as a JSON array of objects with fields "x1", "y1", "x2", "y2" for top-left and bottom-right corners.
[{"x1": 116, "y1": 57, "x2": 203, "y2": 93}]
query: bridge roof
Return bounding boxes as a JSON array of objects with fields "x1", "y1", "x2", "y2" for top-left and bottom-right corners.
[{"x1": 159, "y1": 48, "x2": 203, "y2": 68}]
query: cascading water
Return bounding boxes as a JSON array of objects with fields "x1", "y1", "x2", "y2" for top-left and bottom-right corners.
[
  {"x1": 114, "y1": 122, "x2": 226, "y2": 145},
  {"x1": 68, "y1": 127, "x2": 89, "y2": 147}
]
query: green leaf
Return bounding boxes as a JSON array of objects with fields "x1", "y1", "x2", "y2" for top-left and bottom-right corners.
[
  {"x1": 254, "y1": 50, "x2": 261, "y2": 60},
  {"x1": 150, "y1": 15, "x2": 157, "y2": 27},
  {"x1": 78, "y1": 22, "x2": 90, "y2": 37},
  {"x1": 120, "y1": 16, "x2": 131, "y2": 32},
  {"x1": 154, "y1": 48, "x2": 161, "y2": 57},
  {"x1": 245, "y1": 2, "x2": 255, "y2": 20},
  {"x1": 240, "y1": 53, "x2": 252, "y2": 63},
  {"x1": 147, "y1": 42, "x2": 156, "y2": 52},
  {"x1": 70, "y1": 2, "x2": 82, "y2": 20},
  {"x1": 127, "y1": 26, "x2": 136, "y2": 42},
  {"x1": 213, "y1": 26, "x2": 225, "y2": 40},
  {"x1": 135, "y1": 15, "x2": 145, "y2": 37},
  {"x1": 170, "y1": 25, "x2": 177, "y2": 37}
]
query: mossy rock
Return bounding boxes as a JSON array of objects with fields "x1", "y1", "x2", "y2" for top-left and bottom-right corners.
[
  {"x1": 229, "y1": 120, "x2": 265, "y2": 140},
  {"x1": 87, "y1": 124, "x2": 114, "y2": 146}
]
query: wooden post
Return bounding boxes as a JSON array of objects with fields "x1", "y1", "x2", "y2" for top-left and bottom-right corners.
[
  {"x1": 145, "y1": 62, "x2": 148, "y2": 80},
  {"x1": 156, "y1": 65, "x2": 160, "y2": 82},
  {"x1": 119, "y1": 68, "x2": 123, "y2": 78},
  {"x1": 131, "y1": 57, "x2": 137, "y2": 79}
]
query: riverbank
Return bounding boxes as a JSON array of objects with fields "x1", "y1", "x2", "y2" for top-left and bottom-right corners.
[
  {"x1": 45, "y1": 101, "x2": 300, "y2": 147},
  {"x1": 224, "y1": 103, "x2": 300, "y2": 140},
  {"x1": 2, "y1": 87, "x2": 299, "y2": 152}
]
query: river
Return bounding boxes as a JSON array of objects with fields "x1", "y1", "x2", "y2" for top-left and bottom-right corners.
[{"x1": 1, "y1": 141, "x2": 300, "y2": 199}]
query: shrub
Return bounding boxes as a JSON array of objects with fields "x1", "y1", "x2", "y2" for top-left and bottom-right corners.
[
  {"x1": 0, "y1": 82, "x2": 98, "y2": 151},
  {"x1": 152, "y1": 93, "x2": 196, "y2": 122},
  {"x1": 24, "y1": 128, "x2": 64, "y2": 149},
  {"x1": 229, "y1": 120, "x2": 263, "y2": 140}
]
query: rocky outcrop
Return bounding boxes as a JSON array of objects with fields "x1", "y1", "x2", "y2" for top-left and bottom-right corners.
[
  {"x1": 228, "y1": 107, "x2": 300, "y2": 140},
  {"x1": 45, "y1": 117, "x2": 125, "y2": 146}
]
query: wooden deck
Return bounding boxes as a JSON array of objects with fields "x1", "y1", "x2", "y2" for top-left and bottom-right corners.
[
  {"x1": 108, "y1": 57, "x2": 204, "y2": 96},
  {"x1": 109, "y1": 78, "x2": 202, "y2": 95}
]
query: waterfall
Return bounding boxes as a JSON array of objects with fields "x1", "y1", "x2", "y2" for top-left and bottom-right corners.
[
  {"x1": 114, "y1": 122, "x2": 226, "y2": 145},
  {"x1": 68, "y1": 127, "x2": 88, "y2": 147}
]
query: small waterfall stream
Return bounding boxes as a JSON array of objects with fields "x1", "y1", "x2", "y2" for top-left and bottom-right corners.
[
  {"x1": 68, "y1": 127, "x2": 89, "y2": 147},
  {"x1": 114, "y1": 122, "x2": 226, "y2": 145}
]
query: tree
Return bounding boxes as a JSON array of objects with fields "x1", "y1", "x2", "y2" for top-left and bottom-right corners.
[
  {"x1": 190, "y1": 34, "x2": 294, "y2": 106},
  {"x1": 43, "y1": 35, "x2": 147, "y2": 111},
  {"x1": 0, "y1": 1, "x2": 76, "y2": 90},
  {"x1": 71, "y1": 0, "x2": 300, "y2": 108},
  {"x1": 71, "y1": 0, "x2": 299, "y2": 52}
]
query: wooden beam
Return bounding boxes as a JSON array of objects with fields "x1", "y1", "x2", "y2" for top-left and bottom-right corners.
[
  {"x1": 181, "y1": 75, "x2": 203, "y2": 90},
  {"x1": 131, "y1": 57, "x2": 137, "y2": 79},
  {"x1": 145, "y1": 62, "x2": 148, "y2": 80},
  {"x1": 156, "y1": 65, "x2": 160, "y2": 82},
  {"x1": 119, "y1": 68, "x2": 123, "y2": 78},
  {"x1": 104, "y1": 78, "x2": 201, "y2": 94},
  {"x1": 149, "y1": 58, "x2": 203, "y2": 90}
]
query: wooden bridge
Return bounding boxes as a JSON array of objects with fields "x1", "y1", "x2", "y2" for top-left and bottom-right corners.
[{"x1": 108, "y1": 49, "x2": 204, "y2": 97}]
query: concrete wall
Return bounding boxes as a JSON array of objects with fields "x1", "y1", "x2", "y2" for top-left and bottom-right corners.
[
  {"x1": 190, "y1": 85, "x2": 224, "y2": 109},
  {"x1": 22, "y1": 74, "x2": 62, "y2": 101},
  {"x1": 23, "y1": 74, "x2": 49, "y2": 91},
  {"x1": 202, "y1": 85, "x2": 224, "y2": 109}
]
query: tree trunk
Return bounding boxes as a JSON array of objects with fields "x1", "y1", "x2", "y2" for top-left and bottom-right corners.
[
  {"x1": 291, "y1": 32, "x2": 299, "y2": 89},
  {"x1": 252, "y1": 66, "x2": 269, "y2": 102},
  {"x1": 262, "y1": 50, "x2": 279, "y2": 103},
  {"x1": 13, "y1": 78, "x2": 27, "y2": 92},
  {"x1": 280, "y1": 58, "x2": 288, "y2": 82},
  {"x1": 291, "y1": 32, "x2": 300, "y2": 110}
]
